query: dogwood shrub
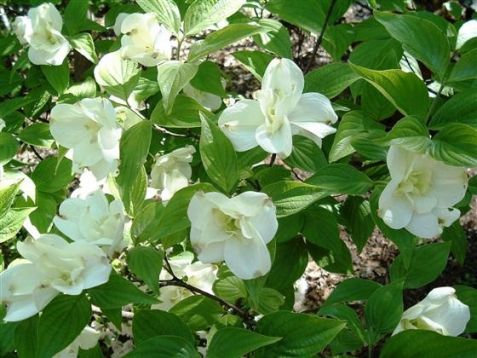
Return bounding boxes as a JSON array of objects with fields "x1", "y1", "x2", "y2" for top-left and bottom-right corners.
[{"x1": 1, "y1": 0, "x2": 477, "y2": 356}]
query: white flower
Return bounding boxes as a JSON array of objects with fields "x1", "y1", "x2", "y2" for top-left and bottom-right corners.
[
  {"x1": 119, "y1": 13, "x2": 171, "y2": 66},
  {"x1": 218, "y1": 58, "x2": 338, "y2": 158},
  {"x1": 50, "y1": 98, "x2": 122, "y2": 180},
  {"x1": 94, "y1": 50, "x2": 140, "y2": 91},
  {"x1": 187, "y1": 191, "x2": 278, "y2": 280},
  {"x1": 151, "y1": 146, "x2": 195, "y2": 201},
  {"x1": 53, "y1": 190, "x2": 126, "y2": 256},
  {"x1": 456, "y1": 19, "x2": 477, "y2": 49},
  {"x1": 183, "y1": 83, "x2": 223, "y2": 111},
  {"x1": 113, "y1": 13, "x2": 129, "y2": 36},
  {"x1": 378, "y1": 145, "x2": 467, "y2": 238},
  {"x1": 12, "y1": 3, "x2": 70, "y2": 65},
  {"x1": 154, "y1": 252, "x2": 217, "y2": 310},
  {"x1": 393, "y1": 287, "x2": 470, "y2": 336},
  {"x1": 70, "y1": 169, "x2": 113, "y2": 199},
  {"x1": 54, "y1": 326, "x2": 100, "y2": 358},
  {"x1": 0, "y1": 234, "x2": 111, "y2": 322}
]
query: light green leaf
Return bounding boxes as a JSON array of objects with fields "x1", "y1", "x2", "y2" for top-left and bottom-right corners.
[
  {"x1": 64, "y1": 0, "x2": 89, "y2": 35},
  {"x1": 350, "y1": 63, "x2": 430, "y2": 118},
  {"x1": 232, "y1": 50, "x2": 273, "y2": 80},
  {"x1": 157, "y1": 61, "x2": 199, "y2": 114},
  {"x1": 430, "y1": 91, "x2": 477, "y2": 129},
  {"x1": 0, "y1": 182, "x2": 21, "y2": 218},
  {"x1": 37, "y1": 294, "x2": 91, "y2": 358},
  {"x1": 386, "y1": 116, "x2": 430, "y2": 152},
  {"x1": 304, "y1": 63, "x2": 360, "y2": 99},
  {"x1": 208, "y1": 327, "x2": 282, "y2": 358},
  {"x1": 127, "y1": 247, "x2": 163, "y2": 294},
  {"x1": 41, "y1": 61, "x2": 70, "y2": 95},
  {"x1": 199, "y1": 115, "x2": 239, "y2": 193},
  {"x1": 18, "y1": 123, "x2": 54, "y2": 148},
  {"x1": 375, "y1": 11, "x2": 450, "y2": 77},
  {"x1": 69, "y1": 32, "x2": 98, "y2": 63},
  {"x1": 0, "y1": 133, "x2": 18, "y2": 166},
  {"x1": 184, "y1": 0, "x2": 246, "y2": 35},
  {"x1": 213, "y1": 276, "x2": 247, "y2": 303},
  {"x1": 253, "y1": 18, "x2": 292, "y2": 59},
  {"x1": 430, "y1": 123, "x2": 477, "y2": 167},
  {"x1": 0, "y1": 207, "x2": 34, "y2": 243},
  {"x1": 151, "y1": 95, "x2": 212, "y2": 128},
  {"x1": 284, "y1": 137, "x2": 327, "y2": 172},
  {"x1": 448, "y1": 49, "x2": 477, "y2": 82},
  {"x1": 256, "y1": 311, "x2": 346, "y2": 357},
  {"x1": 136, "y1": 0, "x2": 181, "y2": 35}
]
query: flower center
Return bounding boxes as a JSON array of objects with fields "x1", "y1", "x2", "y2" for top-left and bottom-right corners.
[
  {"x1": 397, "y1": 170, "x2": 432, "y2": 196},
  {"x1": 212, "y1": 209, "x2": 243, "y2": 238}
]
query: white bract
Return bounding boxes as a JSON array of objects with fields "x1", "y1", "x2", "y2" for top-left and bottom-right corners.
[
  {"x1": 0, "y1": 234, "x2": 111, "y2": 322},
  {"x1": 12, "y1": 3, "x2": 70, "y2": 65},
  {"x1": 187, "y1": 191, "x2": 278, "y2": 279},
  {"x1": 183, "y1": 83, "x2": 223, "y2": 111},
  {"x1": 155, "y1": 252, "x2": 217, "y2": 310},
  {"x1": 119, "y1": 13, "x2": 171, "y2": 66},
  {"x1": 151, "y1": 145, "x2": 196, "y2": 201},
  {"x1": 53, "y1": 190, "x2": 126, "y2": 256},
  {"x1": 218, "y1": 58, "x2": 338, "y2": 157},
  {"x1": 378, "y1": 145, "x2": 467, "y2": 238},
  {"x1": 393, "y1": 287, "x2": 470, "y2": 336},
  {"x1": 50, "y1": 98, "x2": 122, "y2": 180},
  {"x1": 54, "y1": 326, "x2": 100, "y2": 358},
  {"x1": 456, "y1": 19, "x2": 477, "y2": 49}
]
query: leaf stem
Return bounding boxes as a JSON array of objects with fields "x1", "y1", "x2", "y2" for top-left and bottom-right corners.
[{"x1": 304, "y1": 0, "x2": 338, "y2": 73}]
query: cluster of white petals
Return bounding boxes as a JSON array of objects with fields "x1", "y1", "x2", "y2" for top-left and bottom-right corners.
[
  {"x1": 13, "y1": 3, "x2": 70, "y2": 65},
  {"x1": 379, "y1": 145, "x2": 467, "y2": 238},
  {"x1": 155, "y1": 252, "x2": 217, "y2": 310},
  {"x1": 394, "y1": 287, "x2": 470, "y2": 336},
  {"x1": 151, "y1": 145, "x2": 196, "y2": 201},
  {"x1": 115, "y1": 12, "x2": 171, "y2": 66},
  {"x1": 50, "y1": 98, "x2": 122, "y2": 180},
  {"x1": 53, "y1": 190, "x2": 126, "y2": 257},
  {"x1": 54, "y1": 326, "x2": 100, "y2": 358},
  {"x1": 0, "y1": 235, "x2": 111, "y2": 322},
  {"x1": 187, "y1": 191, "x2": 278, "y2": 279},
  {"x1": 219, "y1": 58, "x2": 338, "y2": 157}
]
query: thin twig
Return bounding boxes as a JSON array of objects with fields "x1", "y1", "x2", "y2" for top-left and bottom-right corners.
[
  {"x1": 30, "y1": 145, "x2": 44, "y2": 161},
  {"x1": 269, "y1": 153, "x2": 277, "y2": 166},
  {"x1": 304, "y1": 0, "x2": 338, "y2": 73}
]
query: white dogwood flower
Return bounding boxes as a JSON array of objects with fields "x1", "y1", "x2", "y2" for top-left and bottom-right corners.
[
  {"x1": 53, "y1": 190, "x2": 126, "y2": 256},
  {"x1": 113, "y1": 13, "x2": 129, "y2": 36},
  {"x1": 378, "y1": 145, "x2": 467, "y2": 238},
  {"x1": 50, "y1": 98, "x2": 122, "y2": 180},
  {"x1": 151, "y1": 146, "x2": 196, "y2": 201},
  {"x1": 456, "y1": 19, "x2": 477, "y2": 49},
  {"x1": 187, "y1": 191, "x2": 278, "y2": 280},
  {"x1": 0, "y1": 235, "x2": 111, "y2": 321},
  {"x1": 155, "y1": 252, "x2": 217, "y2": 310},
  {"x1": 119, "y1": 13, "x2": 171, "y2": 66},
  {"x1": 12, "y1": 3, "x2": 70, "y2": 65},
  {"x1": 54, "y1": 326, "x2": 100, "y2": 358},
  {"x1": 218, "y1": 58, "x2": 338, "y2": 158},
  {"x1": 393, "y1": 287, "x2": 470, "y2": 336}
]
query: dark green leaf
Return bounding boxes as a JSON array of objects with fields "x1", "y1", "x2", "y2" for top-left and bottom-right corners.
[
  {"x1": 133, "y1": 310, "x2": 194, "y2": 344},
  {"x1": 127, "y1": 247, "x2": 163, "y2": 294}
]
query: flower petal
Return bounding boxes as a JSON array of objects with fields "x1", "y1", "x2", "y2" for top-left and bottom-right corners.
[
  {"x1": 224, "y1": 236, "x2": 271, "y2": 279},
  {"x1": 378, "y1": 179, "x2": 413, "y2": 229},
  {"x1": 255, "y1": 118, "x2": 293, "y2": 157}
]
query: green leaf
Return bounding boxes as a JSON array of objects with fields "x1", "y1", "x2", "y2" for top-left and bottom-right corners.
[
  {"x1": 304, "y1": 208, "x2": 352, "y2": 274},
  {"x1": 381, "y1": 330, "x2": 477, "y2": 358},
  {"x1": 190, "y1": 61, "x2": 225, "y2": 97},
  {"x1": 18, "y1": 123, "x2": 54, "y2": 148},
  {"x1": 116, "y1": 121, "x2": 152, "y2": 209},
  {"x1": 375, "y1": 11, "x2": 450, "y2": 77},
  {"x1": 0, "y1": 181, "x2": 21, "y2": 218},
  {"x1": 430, "y1": 91, "x2": 477, "y2": 129},
  {"x1": 253, "y1": 18, "x2": 292, "y2": 59},
  {"x1": 307, "y1": 163, "x2": 373, "y2": 195},
  {"x1": 365, "y1": 282, "x2": 403, "y2": 342},
  {"x1": 65, "y1": 77, "x2": 97, "y2": 99},
  {"x1": 151, "y1": 95, "x2": 213, "y2": 128},
  {"x1": 284, "y1": 137, "x2": 327, "y2": 172},
  {"x1": 448, "y1": 49, "x2": 477, "y2": 82},
  {"x1": 31, "y1": 156, "x2": 73, "y2": 193},
  {"x1": 15, "y1": 316, "x2": 39, "y2": 358},
  {"x1": 37, "y1": 294, "x2": 92, "y2": 358},
  {"x1": 0, "y1": 132, "x2": 19, "y2": 165},
  {"x1": 390, "y1": 242, "x2": 451, "y2": 289},
  {"x1": 232, "y1": 50, "x2": 273, "y2": 80},
  {"x1": 41, "y1": 61, "x2": 70, "y2": 95},
  {"x1": 318, "y1": 303, "x2": 366, "y2": 344},
  {"x1": 266, "y1": 0, "x2": 325, "y2": 34},
  {"x1": 188, "y1": 22, "x2": 271, "y2": 61},
  {"x1": 184, "y1": 0, "x2": 246, "y2": 35},
  {"x1": 455, "y1": 285, "x2": 477, "y2": 333},
  {"x1": 247, "y1": 286, "x2": 285, "y2": 315},
  {"x1": 0, "y1": 207, "x2": 35, "y2": 243},
  {"x1": 157, "y1": 61, "x2": 199, "y2": 114},
  {"x1": 88, "y1": 272, "x2": 157, "y2": 310},
  {"x1": 136, "y1": 0, "x2": 181, "y2": 35},
  {"x1": 125, "y1": 336, "x2": 200, "y2": 358},
  {"x1": 133, "y1": 310, "x2": 195, "y2": 344},
  {"x1": 199, "y1": 115, "x2": 239, "y2": 193},
  {"x1": 170, "y1": 296, "x2": 224, "y2": 331},
  {"x1": 430, "y1": 123, "x2": 477, "y2": 167},
  {"x1": 127, "y1": 247, "x2": 163, "y2": 294},
  {"x1": 324, "y1": 278, "x2": 381, "y2": 306},
  {"x1": 64, "y1": 0, "x2": 89, "y2": 35},
  {"x1": 208, "y1": 327, "x2": 282, "y2": 358},
  {"x1": 341, "y1": 197, "x2": 374, "y2": 252},
  {"x1": 69, "y1": 32, "x2": 98, "y2": 63},
  {"x1": 213, "y1": 276, "x2": 247, "y2": 303},
  {"x1": 256, "y1": 311, "x2": 346, "y2": 357},
  {"x1": 262, "y1": 181, "x2": 327, "y2": 218},
  {"x1": 386, "y1": 116, "x2": 430, "y2": 152},
  {"x1": 442, "y1": 221, "x2": 467, "y2": 265},
  {"x1": 304, "y1": 63, "x2": 360, "y2": 99},
  {"x1": 349, "y1": 63, "x2": 430, "y2": 118}
]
